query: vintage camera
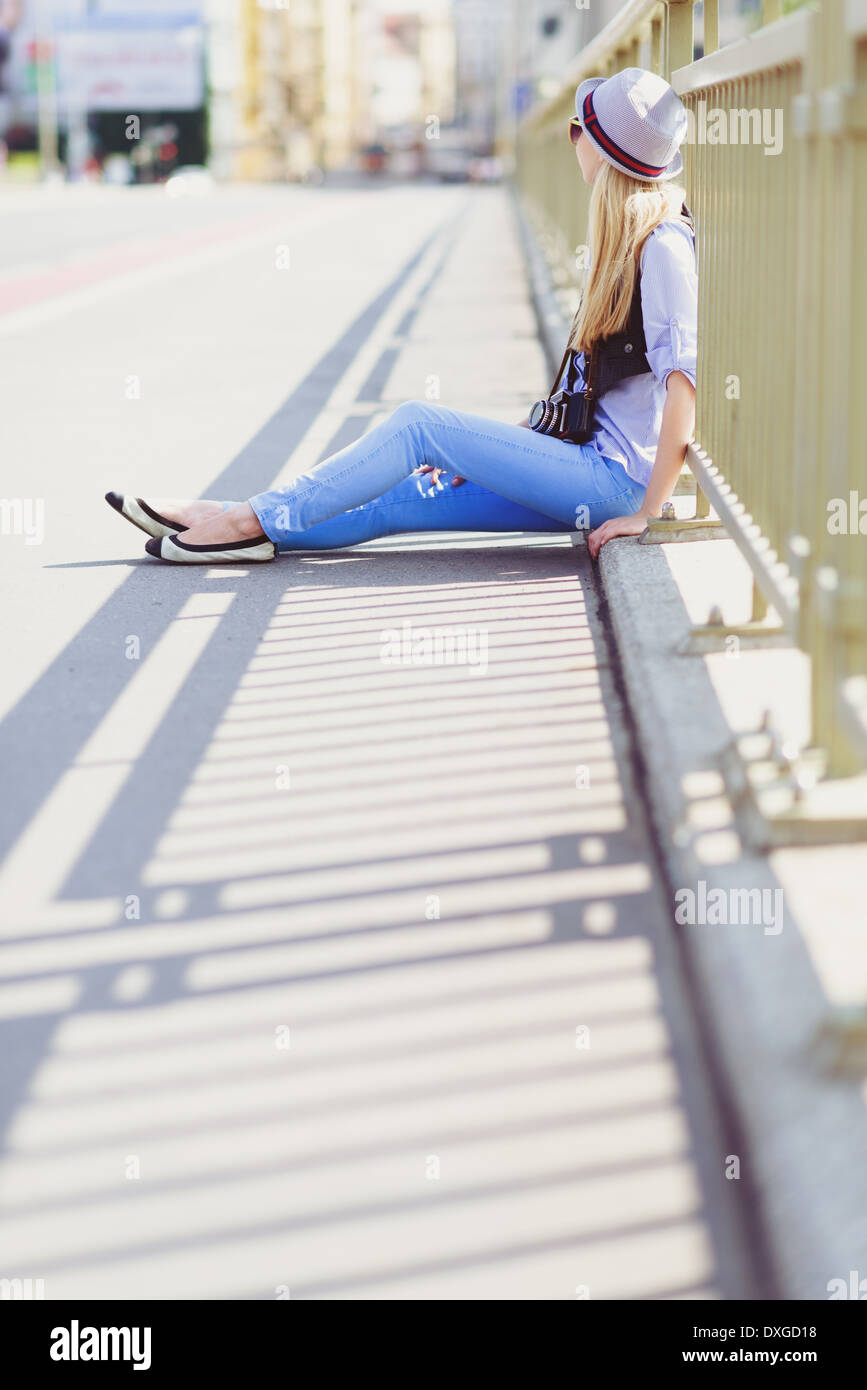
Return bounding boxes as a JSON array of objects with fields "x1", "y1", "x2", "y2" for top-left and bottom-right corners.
[{"x1": 527, "y1": 386, "x2": 596, "y2": 445}]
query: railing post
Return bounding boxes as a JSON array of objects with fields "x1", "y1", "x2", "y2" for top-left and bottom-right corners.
[
  {"x1": 812, "y1": 0, "x2": 867, "y2": 774},
  {"x1": 752, "y1": 579, "x2": 768, "y2": 625},
  {"x1": 650, "y1": 12, "x2": 663, "y2": 75},
  {"x1": 702, "y1": 0, "x2": 719, "y2": 57},
  {"x1": 663, "y1": 0, "x2": 695, "y2": 80},
  {"x1": 847, "y1": 3, "x2": 867, "y2": 765}
]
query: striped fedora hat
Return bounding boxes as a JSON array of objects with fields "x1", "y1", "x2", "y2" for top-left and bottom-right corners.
[{"x1": 574, "y1": 67, "x2": 688, "y2": 182}]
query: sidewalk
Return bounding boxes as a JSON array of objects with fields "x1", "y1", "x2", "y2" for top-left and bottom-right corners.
[
  {"x1": 0, "y1": 184, "x2": 755, "y2": 1299},
  {"x1": 516, "y1": 187, "x2": 867, "y2": 1300}
]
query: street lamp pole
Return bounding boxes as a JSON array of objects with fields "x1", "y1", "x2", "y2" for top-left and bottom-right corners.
[{"x1": 33, "y1": 0, "x2": 60, "y2": 177}]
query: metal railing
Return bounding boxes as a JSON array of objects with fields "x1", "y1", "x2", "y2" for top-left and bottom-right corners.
[{"x1": 515, "y1": 0, "x2": 867, "y2": 781}]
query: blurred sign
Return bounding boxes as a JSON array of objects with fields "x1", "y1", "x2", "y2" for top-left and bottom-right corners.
[
  {"x1": 23, "y1": 38, "x2": 56, "y2": 95},
  {"x1": 53, "y1": 14, "x2": 204, "y2": 112},
  {"x1": 513, "y1": 81, "x2": 534, "y2": 118},
  {"x1": 96, "y1": 2, "x2": 202, "y2": 11}
]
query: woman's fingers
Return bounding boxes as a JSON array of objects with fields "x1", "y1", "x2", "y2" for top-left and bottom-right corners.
[
  {"x1": 416, "y1": 465, "x2": 463, "y2": 491},
  {"x1": 589, "y1": 519, "x2": 623, "y2": 558},
  {"x1": 588, "y1": 513, "x2": 647, "y2": 558},
  {"x1": 415, "y1": 465, "x2": 465, "y2": 488}
]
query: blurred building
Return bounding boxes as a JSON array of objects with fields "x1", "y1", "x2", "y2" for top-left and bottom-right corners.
[
  {"x1": 208, "y1": 0, "x2": 457, "y2": 183},
  {"x1": 1, "y1": 0, "x2": 208, "y2": 177},
  {"x1": 451, "y1": 0, "x2": 501, "y2": 151},
  {"x1": 216, "y1": 0, "x2": 368, "y2": 182},
  {"x1": 510, "y1": 0, "x2": 779, "y2": 117},
  {"x1": 514, "y1": 0, "x2": 587, "y2": 105}
]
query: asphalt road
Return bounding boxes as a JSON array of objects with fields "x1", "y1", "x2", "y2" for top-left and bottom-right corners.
[{"x1": 0, "y1": 180, "x2": 760, "y2": 1299}]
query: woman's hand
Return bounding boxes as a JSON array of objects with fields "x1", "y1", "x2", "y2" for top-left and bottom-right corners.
[
  {"x1": 415, "y1": 465, "x2": 466, "y2": 488},
  {"x1": 587, "y1": 374, "x2": 693, "y2": 558},
  {"x1": 587, "y1": 509, "x2": 651, "y2": 559}
]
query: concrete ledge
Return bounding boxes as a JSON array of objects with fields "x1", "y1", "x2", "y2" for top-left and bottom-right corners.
[{"x1": 598, "y1": 537, "x2": 867, "y2": 1299}]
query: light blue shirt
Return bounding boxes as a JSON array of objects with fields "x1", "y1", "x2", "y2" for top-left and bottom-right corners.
[{"x1": 559, "y1": 219, "x2": 698, "y2": 489}]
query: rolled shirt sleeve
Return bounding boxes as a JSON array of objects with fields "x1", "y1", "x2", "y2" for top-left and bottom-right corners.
[{"x1": 639, "y1": 221, "x2": 698, "y2": 390}]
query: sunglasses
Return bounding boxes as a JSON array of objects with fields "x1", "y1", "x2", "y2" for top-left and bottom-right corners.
[{"x1": 568, "y1": 117, "x2": 583, "y2": 146}]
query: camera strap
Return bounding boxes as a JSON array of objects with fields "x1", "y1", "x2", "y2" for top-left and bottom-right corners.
[
  {"x1": 549, "y1": 304, "x2": 579, "y2": 397},
  {"x1": 548, "y1": 342, "x2": 572, "y2": 398},
  {"x1": 549, "y1": 322, "x2": 595, "y2": 400},
  {"x1": 583, "y1": 343, "x2": 596, "y2": 397}
]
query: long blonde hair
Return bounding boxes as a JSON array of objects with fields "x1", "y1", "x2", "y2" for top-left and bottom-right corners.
[{"x1": 568, "y1": 161, "x2": 690, "y2": 355}]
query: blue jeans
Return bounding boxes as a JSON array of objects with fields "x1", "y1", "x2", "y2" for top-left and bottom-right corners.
[{"x1": 248, "y1": 399, "x2": 646, "y2": 551}]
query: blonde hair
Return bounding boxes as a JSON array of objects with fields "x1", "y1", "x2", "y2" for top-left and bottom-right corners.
[{"x1": 568, "y1": 161, "x2": 690, "y2": 355}]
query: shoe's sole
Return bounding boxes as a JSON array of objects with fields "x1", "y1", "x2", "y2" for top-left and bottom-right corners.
[
  {"x1": 144, "y1": 534, "x2": 276, "y2": 564},
  {"x1": 105, "y1": 492, "x2": 187, "y2": 540}
]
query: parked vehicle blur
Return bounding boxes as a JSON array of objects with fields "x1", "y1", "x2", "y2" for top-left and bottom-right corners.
[
  {"x1": 468, "y1": 155, "x2": 503, "y2": 184},
  {"x1": 360, "y1": 143, "x2": 388, "y2": 175},
  {"x1": 423, "y1": 133, "x2": 474, "y2": 182},
  {"x1": 165, "y1": 165, "x2": 215, "y2": 198}
]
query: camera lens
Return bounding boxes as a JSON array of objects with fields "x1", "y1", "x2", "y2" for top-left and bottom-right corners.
[{"x1": 529, "y1": 399, "x2": 560, "y2": 434}]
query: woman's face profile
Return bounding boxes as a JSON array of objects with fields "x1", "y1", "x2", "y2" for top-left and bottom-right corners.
[{"x1": 574, "y1": 126, "x2": 604, "y2": 185}]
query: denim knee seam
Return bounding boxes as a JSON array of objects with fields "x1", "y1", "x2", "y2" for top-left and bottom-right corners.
[{"x1": 278, "y1": 419, "x2": 420, "y2": 516}]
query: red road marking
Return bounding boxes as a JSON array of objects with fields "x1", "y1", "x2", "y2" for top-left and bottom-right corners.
[{"x1": 0, "y1": 208, "x2": 304, "y2": 317}]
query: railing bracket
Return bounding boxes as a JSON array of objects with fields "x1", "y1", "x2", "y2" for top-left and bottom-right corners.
[
  {"x1": 811, "y1": 1007, "x2": 867, "y2": 1078},
  {"x1": 639, "y1": 516, "x2": 727, "y2": 544},
  {"x1": 719, "y1": 726, "x2": 867, "y2": 849},
  {"x1": 678, "y1": 616, "x2": 791, "y2": 655}
]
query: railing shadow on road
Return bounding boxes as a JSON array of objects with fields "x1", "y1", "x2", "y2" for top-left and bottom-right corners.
[{"x1": 0, "y1": 540, "x2": 760, "y2": 1299}]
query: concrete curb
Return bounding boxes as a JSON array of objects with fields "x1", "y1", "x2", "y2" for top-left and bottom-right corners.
[
  {"x1": 512, "y1": 183, "x2": 867, "y2": 1301},
  {"x1": 597, "y1": 540, "x2": 867, "y2": 1301}
]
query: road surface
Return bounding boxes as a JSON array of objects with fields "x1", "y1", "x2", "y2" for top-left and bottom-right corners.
[{"x1": 0, "y1": 180, "x2": 761, "y2": 1299}]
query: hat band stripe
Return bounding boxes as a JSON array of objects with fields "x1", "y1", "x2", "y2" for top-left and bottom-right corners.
[{"x1": 582, "y1": 91, "x2": 669, "y2": 177}]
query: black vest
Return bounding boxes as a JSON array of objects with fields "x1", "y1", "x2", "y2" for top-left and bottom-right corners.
[{"x1": 563, "y1": 201, "x2": 695, "y2": 398}]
